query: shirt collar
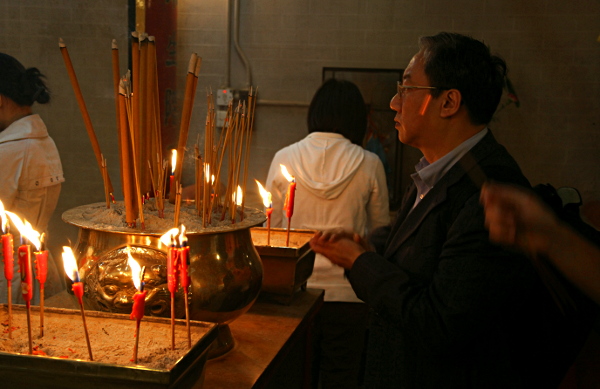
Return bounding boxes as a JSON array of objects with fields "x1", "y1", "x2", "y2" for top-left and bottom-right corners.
[{"x1": 411, "y1": 128, "x2": 488, "y2": 204}]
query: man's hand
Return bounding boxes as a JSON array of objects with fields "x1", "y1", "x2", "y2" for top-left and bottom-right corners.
[
  {"x1": 309, "y1": 229, "x2": 368, "y2": 270},
  {"x1": 480, "y1": 182, "x2": 560, "y2": 256}
]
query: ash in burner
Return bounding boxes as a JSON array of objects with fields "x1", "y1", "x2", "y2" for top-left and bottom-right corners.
[{"x1": 63, "y1": 200, "x2": 266, "y2": 235}]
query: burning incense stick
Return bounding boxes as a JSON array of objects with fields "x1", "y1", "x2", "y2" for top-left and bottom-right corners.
[
  {"x1": 101, "y1": 155, "x2": 110, "y2": 209},
  {"x1": 59, "y1": 38, "x2": 114, "y2": 198},
  {"x1": 174, "y1": 183, "x2": 182, "y2": 228},
  {"x1": 194, "y1": 142, "x2": 202, "y2": 216}
]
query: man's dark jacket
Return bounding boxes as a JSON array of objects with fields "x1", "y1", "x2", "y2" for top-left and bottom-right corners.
[{"x1": 348, "y1": 131, "x2": 594, "y2": 388}]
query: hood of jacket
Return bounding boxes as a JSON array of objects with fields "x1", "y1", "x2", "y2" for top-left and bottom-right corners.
[
  {"x1": 286, "y1": 132, "x2": 365, "y2": 200},
  {"x1": 0, "y1": 114, "x2": 48, "y2": 143}
]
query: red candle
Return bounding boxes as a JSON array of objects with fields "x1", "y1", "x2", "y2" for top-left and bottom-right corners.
[
  {"x1": 18, "y1": 245, "x2": 34, "y2": 306},
  {"x1": 266, "y1": 207, "x2": 273, "y2": 245},
  {"x1": 178, "y1": 227, "x2": 192, "y2": 348},
  {"x1": 127, "y1": 248, "x2": 146, "y2": 363},
  {"x1": 179, "y1": 244, "x2": 190, "y2": 291},
  {"x1": 18, "y1": 243, "x2": 34, "y2": 354},
  {"x1": 280, "y1": 165, "x2": 296, "y2": 246},
  {"x1": 256, "y1": 180, "x2": 273, "y2": 246},
  {"x1": 62, "y1": 246, "x2": 93, "y2": 360},
  {"x1": 2, "y1": 230, "x2": 14, "y2": 338},
  {"x1": 284, "y1": 181, "x2": 296, "y2": 219},
  {"x1": 34, "y1": 236, "x2": 49, "y2": 337},
  {"x1": 167, "y1": 236, "x2": 180, "y2": 295},
  {"x1": 0, "y1": 201, "x2": 13, "y2": 283},
  {"x1": 34, "y1": 249, "x2": 49, "y2": 289},
  {"x1": 280, "y1": 164, "x2": 296, "y2": 219},
  {"x1": 72, "y1": 279, "x2": 84, "y2": 305},
  {"x1": 130, "y1": 289, "x2": 147, "y2": 320},
  {"x1": 160, "y1": 228, "x2": 180, "y2": 350},
  {"x1": 2, "y1": 233, "x2": 14, "y2": 288}
]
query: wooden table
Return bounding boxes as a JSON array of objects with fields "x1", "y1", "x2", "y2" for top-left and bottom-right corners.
[{"x1": 201, "y1": 289, "x2": 324, "y2": 389}]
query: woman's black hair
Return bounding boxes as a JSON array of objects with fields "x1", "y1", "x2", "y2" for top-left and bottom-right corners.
[
  {"x1": 0, "y1": 52, "x2": 50, "y2": 106},
  {"x1": 307, "y1": 78, "x2": 368, "y2": 146}
]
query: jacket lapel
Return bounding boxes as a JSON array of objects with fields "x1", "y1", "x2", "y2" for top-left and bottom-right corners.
[{"x1": 383, "y1": 183, "x2": 449, "y2": 259}]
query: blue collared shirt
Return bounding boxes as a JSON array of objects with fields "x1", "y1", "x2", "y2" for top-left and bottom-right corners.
[{"x1": 411, "y1": 128, "x2": 488, "y2": 209}]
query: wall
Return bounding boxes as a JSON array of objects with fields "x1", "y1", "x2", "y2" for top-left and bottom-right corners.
[
  {"x1": 1, "y1": 0, "x2": 599, "y2": 260},
  {"x1": 177, "y1": 0, "x2": 600, "y2": 217},
  {"x1": 0, "y1": 1, "x2": 129, "y2": 262}
]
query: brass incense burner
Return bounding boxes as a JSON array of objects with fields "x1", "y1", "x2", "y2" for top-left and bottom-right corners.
[{"x1": 62, "y1": 202, "x2": 266, "y2": 358}]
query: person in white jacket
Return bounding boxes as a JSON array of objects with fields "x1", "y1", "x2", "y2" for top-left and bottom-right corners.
[
  {"x1": 266, "y1": 78, "x2": 390, "y2": 388},
  {"x1": 0, "y1": 53, "x2": 65, "y2": 304}
]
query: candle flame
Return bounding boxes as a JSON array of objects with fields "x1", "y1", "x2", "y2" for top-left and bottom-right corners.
[
  {"x1": 0, "y1": 200, "x2": 7, "y2": 233},
  {"x1": 233, "y1": 185, "x2": 243, "y2": 206},
  {"x1": 178, "y1": 225, "x2": 188, "y2": 247},
  {"x1": 6, "y1": 211, "x2": 41, "y2": 250},
  {"x1": 255, "y1": 180, "x2": 272, "y2": 208},
  {"x1": 171, "y1": 149, "x2": 177, "y2": 174},
  {"x1": 280, "y1": 164, "x2": 294, "y2": 183},
  {"x1": 126, "y1": 247, "x2": 143, "y2": 291},
  {"x1": 62, "y1": 246, "x2": 79, "y2": 282},
  {"x1": 159, "y1": 227, "x2": 180, "y2": 247}
]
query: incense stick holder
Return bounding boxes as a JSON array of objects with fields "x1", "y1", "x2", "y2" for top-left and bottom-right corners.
[
  {"x1": 251, "y1": 228, "x2": 316, "y2": 305},
  {"x1": 0, "y1": 304, "x2": 216, "y2": 388}
]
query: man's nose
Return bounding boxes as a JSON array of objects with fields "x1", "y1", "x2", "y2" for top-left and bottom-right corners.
[{"x1": 390, "y1": 93, "x2": 401, "y2": 112}]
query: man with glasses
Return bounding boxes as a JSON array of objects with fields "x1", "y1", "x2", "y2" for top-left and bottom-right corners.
[{"x1": 310, "y1": 32, "x2": 594, "y2": 388}]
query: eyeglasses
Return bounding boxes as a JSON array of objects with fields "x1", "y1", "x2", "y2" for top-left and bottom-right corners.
[{"x1": 396, "y1": 81, "x2": 440, "y2": 98}]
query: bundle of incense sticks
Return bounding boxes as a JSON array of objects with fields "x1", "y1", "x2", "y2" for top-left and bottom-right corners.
[
  {"x1": 195, "y1": 88, "x2": 257, "y2": 227},
  {"x1": 119, "y1": 74, "x2": 145, "y2": 229}
]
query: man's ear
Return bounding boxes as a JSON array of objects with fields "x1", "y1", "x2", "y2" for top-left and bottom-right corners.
[{"x1": 440, "y1": 89, "x2": 461, "y2": 118}]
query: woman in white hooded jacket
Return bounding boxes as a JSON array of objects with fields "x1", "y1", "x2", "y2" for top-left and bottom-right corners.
[{"x1": 266, "y1": 78, "x2": 389, "y2": 389}]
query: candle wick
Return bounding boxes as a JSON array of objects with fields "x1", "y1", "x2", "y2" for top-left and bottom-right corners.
[{"x1": 140, "y1": 266, "x2": 147, "y2": 291}]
